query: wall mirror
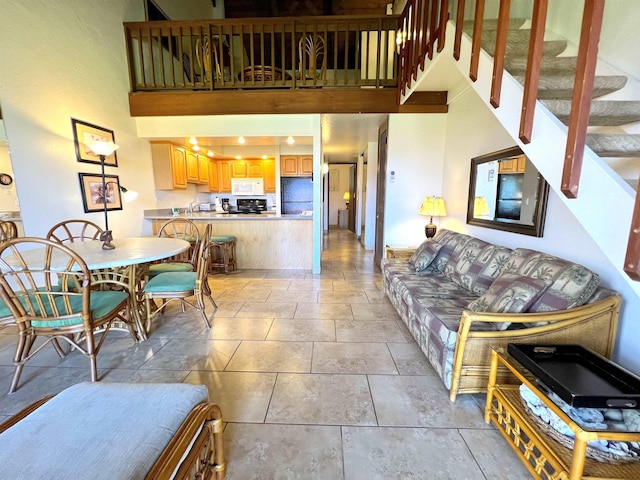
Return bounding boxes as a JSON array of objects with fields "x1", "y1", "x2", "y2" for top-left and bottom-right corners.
[{"x1": 467, "y1": 146, "x2": 549, "y2": 237}]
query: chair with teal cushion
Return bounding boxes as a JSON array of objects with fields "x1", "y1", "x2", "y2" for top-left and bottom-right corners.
[
  {"x1": 0, "y1": 237, "x2": 136, "y2": 393},
  {"x1": 46, "y1": 219, "x2": 104, "y2": 243},
  {"x1": 145, "y1": 224, "x2": 217, "y2": 330},
  {"x1": 149, "y1": 218, "x2": 201, "y2": 276},
  {"x1": 210, "y1": 234, "x2": 237, "y2": 274}
]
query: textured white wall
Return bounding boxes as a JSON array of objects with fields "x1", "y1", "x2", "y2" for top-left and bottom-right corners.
[
  {"x1": 0, "y1": 0, "x2": 155, "y2": 237},
  {"x1": 384, "y1": 113, "x2": 447, "y2": 248},
  {"x1": 363, "y1": 141, "x2": 378, "y2": 249}
]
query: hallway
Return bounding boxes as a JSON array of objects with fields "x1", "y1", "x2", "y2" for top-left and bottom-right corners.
[{"x1": 0, "y1": 230, "x2": 530, "y2": 479}]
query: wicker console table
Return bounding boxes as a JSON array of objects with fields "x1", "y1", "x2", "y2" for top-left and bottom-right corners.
[
  {"x1": 384, "y1": 245, "x2": 416, "y2": 261},
  {"x1": 485, "y1": 348, "x2": 640, "y2": 480}
]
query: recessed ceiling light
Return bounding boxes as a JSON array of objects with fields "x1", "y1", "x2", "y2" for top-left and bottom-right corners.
[
  {"x1": 188, "y1": 136, "x2": 198, "y2": 145},
  {"x1": 235, "y1": 155, "x2": 242, "y2": 160},
  {"x1": 286, "y1": 136, "x2": 295, "y2": 145},
  {"x1": 261, "y1": 155, "x2": 268, "y2": 159},
  {"x1": 207, "y1": 150, "x2": 214, "y2": 157},
  {"x1": 237, "y1": 136, "x2": 246, "y2": 144},
  {"x1": 192, "y1": 145, "x2": 200, "y2": 151}
]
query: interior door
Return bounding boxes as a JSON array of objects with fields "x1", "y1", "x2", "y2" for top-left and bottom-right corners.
[{"x1": 374, "y1": 118, "x2": 388, "y2": 269}]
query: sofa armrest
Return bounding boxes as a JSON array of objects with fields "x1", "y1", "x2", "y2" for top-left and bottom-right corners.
[{"x1": 449, "y1": 295, "x2": 621, "y2": 401}]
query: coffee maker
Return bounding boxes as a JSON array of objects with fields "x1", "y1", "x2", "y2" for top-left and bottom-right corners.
[{"x1": 221, "y1": 198, "x2": 230, "y2": 212}]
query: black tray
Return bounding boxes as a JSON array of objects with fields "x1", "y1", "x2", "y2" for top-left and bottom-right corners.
[{"x1": 507, "y1": 344, "x2": 640, "y2": 409}]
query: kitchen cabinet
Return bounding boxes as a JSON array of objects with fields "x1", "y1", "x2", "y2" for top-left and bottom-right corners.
[
  {"x1": 218, "y1": 160, "x2": 232, "y2": 192},
  {"x1": 263, "y1": 159, "x2": 276, "y2": 193},
  {"x1": 247, "y1": 160, "x2": 263, "y2": 178},
  {"x1": 151, "y1": 142, "x2": 187, "y2": 189},
  {"x1": 197, "y1": 154, "x2": 209, "y2": 184},
  {"x1": 198, "y1": 159, "x2": 218, "y2": 192},
  {"x1": 185, "y1": 151, "x2": 199, "y2": 182},
  {"x1": 231, "y1": 161, "x2": 247, "y2": 178},
  {"x1": 280, "y1": 155, "x2": 313, "y2": 177},
  {"x1": 498, "y1": 156, "x2": 526, "y2": 174}
]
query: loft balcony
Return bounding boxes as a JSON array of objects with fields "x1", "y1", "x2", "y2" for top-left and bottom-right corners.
[{"x1": 124, "y1": 15, "x2": 448, "y2": 116}]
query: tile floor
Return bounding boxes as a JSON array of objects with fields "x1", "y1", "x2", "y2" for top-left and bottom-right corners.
[{"x1": 0, "y1": 229, "x2": 532, "y2": 479}]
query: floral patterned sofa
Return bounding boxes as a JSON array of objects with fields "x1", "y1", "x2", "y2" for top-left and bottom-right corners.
[{"x1": 381, "y1": 229, "x2": 621, "y2": 401}]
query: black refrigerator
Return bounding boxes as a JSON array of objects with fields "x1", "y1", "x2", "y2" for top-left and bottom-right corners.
[
  {"x1": 281, "y1": 177, "x2": 313, "y2": 214},
  {"x1": 496, "y1": 173, "x2": 524, "y2": 220}
]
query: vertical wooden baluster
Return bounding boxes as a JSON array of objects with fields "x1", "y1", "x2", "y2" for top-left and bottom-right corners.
[
  {"x1": 469, "y1": 0, "x2": 485, "y2": 82},
  {"x1": 624, "y1": 181, "x2": 640, "y2": 280},
  {"x1": 437, "y1": 0, "x2": 449, "y2": 52},
  {"x1": 420, "y1": 0, "x2": 430, "y2": 69},
  {"x1": 344, "y1": 23, "x2": 350, "y2": 86},
  {"x1": 291, "y1": 20, "x2": 296, "y2": 88},
  {"x1": 167, "y1": 26, "x2": 175, "y2": 88},
  {"x1": 409, "y1": 1, "x2": 417, "y2": 84},
  {"x1": 490, "y1": 0, "x2": 511, "y2": 108},
  {"x1": 333, "y1": 22, "x2": 339, "y2": 86},
  {"x1": 429, "y1": 0, "x2": 438, "y2": 59},
  {"x1": 259, "y1": 24, "x2": 265, "y2": 86},
  {"x1": 453, "y1": 0, "x2": 465, "y2": 61},
  {"x1": 519, "y1": 0, "x2": 549, "y2": 143},
  {"x1": 562, "y1": 0, "x2": 605, "y2": 198},
  {"x1": 136, "y1": 27, "x2": 146, "y2": 89}
]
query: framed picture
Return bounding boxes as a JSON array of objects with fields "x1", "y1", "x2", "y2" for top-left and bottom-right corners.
[
  {"x1": 71, "y1": 118, "x2": 118, "y2": 166},
  {"x1": 78, "y1": 173, "x2": 123, "y2": 213}
]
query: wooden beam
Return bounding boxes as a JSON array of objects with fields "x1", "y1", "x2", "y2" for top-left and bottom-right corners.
[
  {"x1": 129, "y1": 89, "x2": 448, "y2": 116},
  {"x1": 561, "y1": 0, "x2": 605, "y2": 198}
]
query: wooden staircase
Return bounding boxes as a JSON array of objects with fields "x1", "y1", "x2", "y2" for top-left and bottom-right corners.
[{"x1": 465, "y1": 19, "x2": 640, "y2": 184}]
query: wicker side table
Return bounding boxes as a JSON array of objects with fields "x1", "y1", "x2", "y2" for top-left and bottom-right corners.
[
  {"x1": 485, "y1": 348, "x2": 640, "y2": 480},
  {"x1": 384, "y1": 245, "x2": 416, "y2": 260}
]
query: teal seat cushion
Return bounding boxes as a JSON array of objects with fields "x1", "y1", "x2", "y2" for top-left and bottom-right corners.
[
  {"x1": 0, "y1": 382, "x2": 208, "y2": 480},
  {"x1": 30, "y1": 290, "x2": 128, "y2": 328},
  {"x1": 0, "y1": 285, "x2": 64, "y2": 321},
  {"x1": 148, "y1": 262, "x2": 194, "y2": 275},
  {"x1": 145, "y1": 272, "x2": 197, "y2": 293},
  {"x1": 211, "y1": 235, "x2": 236, "y2": 243}
]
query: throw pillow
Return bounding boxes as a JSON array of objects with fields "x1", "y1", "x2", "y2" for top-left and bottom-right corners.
[
  {"x1": 408, "y1": 240, "x2": 443, "y2": 272},
  {"x1": 467, "y1": 273, "x2": 551, "y2": 330}
]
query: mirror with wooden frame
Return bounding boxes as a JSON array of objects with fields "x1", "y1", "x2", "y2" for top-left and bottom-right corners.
[{"x1": 467, "y1": 146, "x2": 549, "y2": 237}]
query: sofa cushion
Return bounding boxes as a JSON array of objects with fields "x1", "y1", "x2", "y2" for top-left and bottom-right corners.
[
  {"x1": 467, "y1": 273, "x2": 551, "y2": 329},
  {"x1": 441, "y1": 236, "x2": 513, "y2": 295},
  {"x1": 408, "y1": 239, "x2": 444, "y2": 272},
  {"x1": 503, "y1": 248, "x2": 600, "y2": 312},
  {"x1": 0, "y1": 382, "x2": 209, "y2": 480},
  {"x1": 430, "y1": 229, "x2": 473, "y2": 273}
]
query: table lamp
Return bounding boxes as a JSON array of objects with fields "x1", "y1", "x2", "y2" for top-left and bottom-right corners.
[
  {"x1": 474, "y1": 196, "x2": 490, "y2": 217},
  {"x1": 343, "y1": 191, "x2": 350, "y2": 208},
  {"x1": 87, "y1": 140, "x2": 119, "y2": 250},
  {"x1": 418, "y1": 196, "x2": 447, "y2": 238}
]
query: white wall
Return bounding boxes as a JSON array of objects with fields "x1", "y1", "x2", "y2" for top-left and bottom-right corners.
[
  {"x1": 0, "y1": 0, "x2": 155, "y2": 238},
  {"x1": 440, "y1": 88, "x2": 640, "y2": 374},
  {"x1": 363, "y1": 141, "x2": 378, "y2": 249},
  {"x1": 384, "y1": 114, "x2": 447, "y2": 248}
]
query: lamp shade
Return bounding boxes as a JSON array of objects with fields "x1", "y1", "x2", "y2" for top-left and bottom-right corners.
[
  {"x1": 87, "y1": 141, "x2": 119, "y2": 157},
  {"x1": 474, "y1": 196, "x2": 490, "y2": 217},
  {"x1": 418, "y1": 196, "x2": 447, "y2": 217},
  {"x1": 343, "y1": 191, "x2": 351, "y2": 201}
]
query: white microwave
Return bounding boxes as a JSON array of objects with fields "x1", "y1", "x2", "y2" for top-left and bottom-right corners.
[{"x1": 231, "y1": 178, "x2": 264, "y2": 196}]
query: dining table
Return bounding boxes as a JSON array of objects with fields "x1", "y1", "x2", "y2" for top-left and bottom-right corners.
[{"x1": 10, "y1": 237, "x2": 190, "y2": 340}]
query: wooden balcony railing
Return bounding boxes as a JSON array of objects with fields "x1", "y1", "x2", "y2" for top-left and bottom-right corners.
[{"x1": 124, "y1": 15, "x2": 400, "y2": 92}]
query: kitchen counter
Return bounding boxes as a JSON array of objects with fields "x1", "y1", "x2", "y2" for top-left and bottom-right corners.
[{"x1": 143, "y1": 210, "x2": 312, "y2": 269}]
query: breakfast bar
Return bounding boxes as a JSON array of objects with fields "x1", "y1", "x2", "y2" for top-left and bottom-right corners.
[{"x1": 143, "y1": 210, "x2": 313, "y2": 270}]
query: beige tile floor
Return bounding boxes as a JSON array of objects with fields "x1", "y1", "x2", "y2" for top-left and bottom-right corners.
[{"x1": 0, "y1": 229, "x2": 532, "y2": 479}]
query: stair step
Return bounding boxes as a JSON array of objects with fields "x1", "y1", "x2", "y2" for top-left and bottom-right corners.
[
  {"x1": 482, "y1": 30, "x2": 532, "y2": 44},
  {"x1": 586, "y1": 134, "x2": 640, "y2": 157},
  {"x1": 484, "y1": 39, "x2": 567, "y2": 58},
  {"x1": 463, "y1": 18, "x2": 528, "y2": 32},
  {"x1": 513, "y1": 74, "x2": 627, "y2": 99},
  {"x1": 542, "y1": 99, "x2": 640, "y2": 126},
  {"x1": 505, "y1": 56, "x2": 578, "y2": 76}
]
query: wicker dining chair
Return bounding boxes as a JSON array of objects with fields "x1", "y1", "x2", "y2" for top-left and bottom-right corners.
[
  {"x1": 0, "y1": 220, "x2": 18, "y2": 243},
  {"x1": 297, "y1": 33, "x2": 326, "y2": 82},
  {"x1": 0, "y1": 237, "x2": 136, "y2": 393},
  {"x1": 46, "y1": 219, "x2": 104, "y2": 243},
  {"x1": 148, "y1": 218, "x2": 201, "y2": 276},
  {"x1": 144, "y1": 224, "x2": 216, "y2": 331}
]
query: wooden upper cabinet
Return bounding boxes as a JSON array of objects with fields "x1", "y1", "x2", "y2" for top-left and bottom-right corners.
[
  {"x1": 498, "y1": 156, "x2": 526, "y2": 174},
  {"x1": 185, "y1": 151, "x2": 199, "y2": 182},
  {"x1": 263, "y1": 159, "x2": 276, "y2": 193},
  {"x1": 218, "y1": 160, "x2": 232, "y2": 192},
  {"x1": 231, "y1": 161, "x2": 247, "y2": 178},
  {"x1": 247, "y1": 160, "x2": 263, "y2": 178},
  {"x1": 208, "y1": 160, "x2": 219, "y2": 192},
  {"x1": 151, "y1": 142, "x2": 187, "y2": 189},
  {"x1": 197, "y1": 154, "x2": 209, "y2": 183},
  {"x1": 281, "y1": 155, "x2": 313, "y2": 176}
]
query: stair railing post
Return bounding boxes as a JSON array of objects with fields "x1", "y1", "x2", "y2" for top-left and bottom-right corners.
[
  {"x1": 453, "y1": 0, "x2": 465, "y2": 61},
  {"x1": 490, "y1": 0, "x2": 512, "y2": 108},
  {"x1": 469, "y1": 0, "x2": 485, "y2": 82}
]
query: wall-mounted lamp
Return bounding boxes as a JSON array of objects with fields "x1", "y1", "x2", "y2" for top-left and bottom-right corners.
[
  {"x1": 106, "y1": 182, "x2": 138, "y2": 204},
  {"x1": 343, "y1": 191, "x2": 350, "y2": 208},
  {"x1": 86, "y1": 140, "x2": 119, "y2": 250},
  {"x1": 322, "y1": 163, "x2": 329, "y2": 175},
  {"x1": 418, "y1": 196, "x2": 447, "y2": 238}
]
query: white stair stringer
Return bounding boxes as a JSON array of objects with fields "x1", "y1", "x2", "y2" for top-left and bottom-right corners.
[{"x1": 401, "y1": 22, "x2": 640, "y2": 300}]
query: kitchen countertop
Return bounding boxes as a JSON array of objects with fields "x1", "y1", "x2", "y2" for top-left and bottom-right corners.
[{"x1": 143, "y1": 209, "x2": 312, "y2": 220}]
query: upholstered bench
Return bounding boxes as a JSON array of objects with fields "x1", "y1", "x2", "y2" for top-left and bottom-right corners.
[{"x1": 0, "y1": 382, "x2": 225, "y2": 479}]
